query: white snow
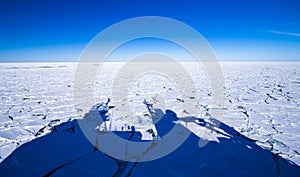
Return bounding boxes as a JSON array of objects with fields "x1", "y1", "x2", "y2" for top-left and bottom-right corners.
[{"x1": 0, "y1": 61, "x2": 299, "y2": 168}]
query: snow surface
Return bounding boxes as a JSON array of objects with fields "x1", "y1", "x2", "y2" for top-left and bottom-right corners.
[
  {"x1": 0, "y1": 62, "x2": 300, "y2": 176},
  {"x1": 0, "y1": 108, "x2": 299, "y2": 177}
]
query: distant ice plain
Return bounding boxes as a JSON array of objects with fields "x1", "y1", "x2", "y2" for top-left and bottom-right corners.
[{"x1": 0, "y1": 62, "x2": 299, "y2": 165}]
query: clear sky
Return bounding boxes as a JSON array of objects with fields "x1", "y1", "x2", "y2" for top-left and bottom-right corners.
[{"x1": 0, "y1": 0, "x2": 299, "y2": 62}]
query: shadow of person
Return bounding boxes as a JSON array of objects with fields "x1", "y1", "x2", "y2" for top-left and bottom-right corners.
[
  {"x1": 135, "y1": 109, "x2": 300, "y2": 177},
  {"x1": 150, "y1": 109, "x2": 178, "y2": 138},
  {"x1": 0, "y1": 107, "x2": 299, "y2": 177}
]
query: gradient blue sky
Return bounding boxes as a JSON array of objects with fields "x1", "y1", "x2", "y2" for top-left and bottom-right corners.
[{"x1": 0, "y1": 0, "x2": 299, "y2": 62}]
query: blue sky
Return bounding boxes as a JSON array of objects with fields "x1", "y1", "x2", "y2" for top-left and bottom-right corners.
[{"x1": 0, "y1": 0, "x2": 299, "y2": 62}]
